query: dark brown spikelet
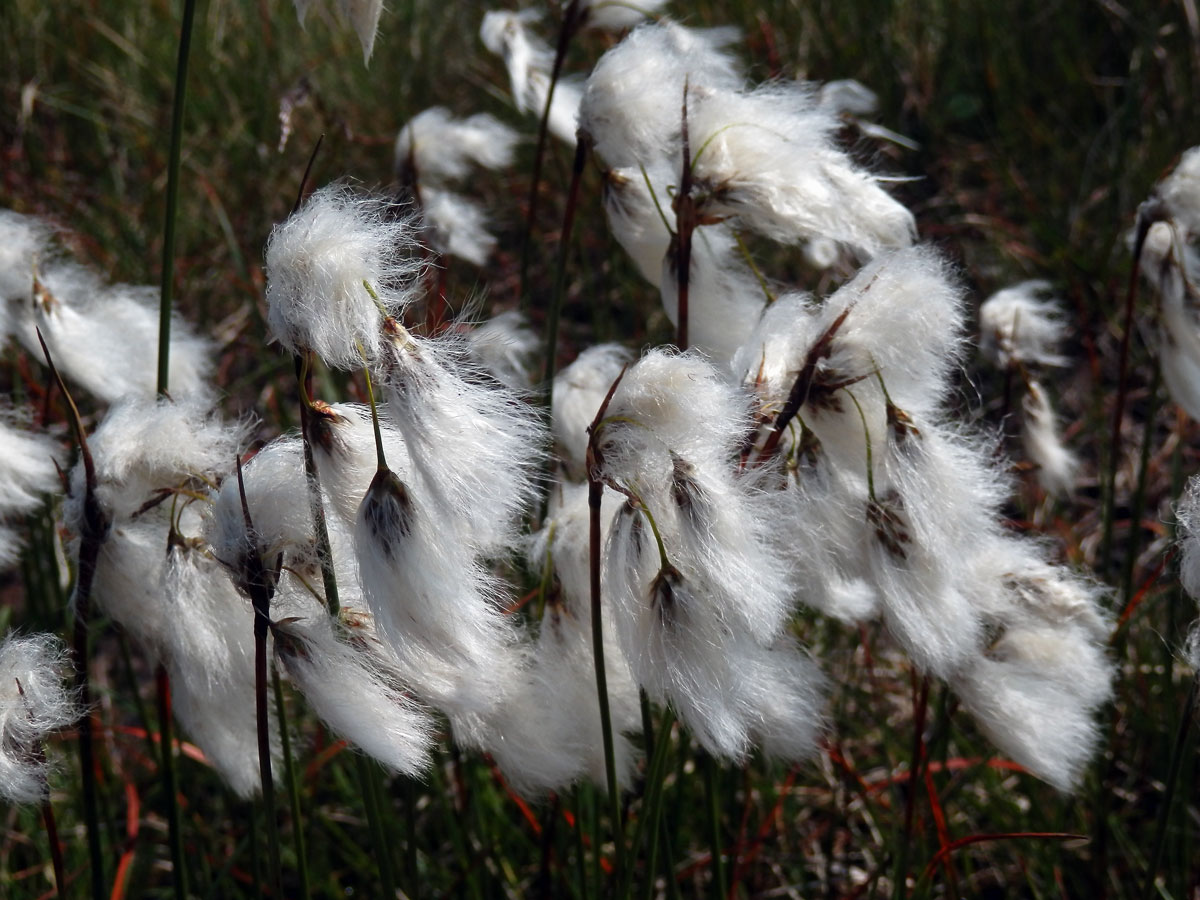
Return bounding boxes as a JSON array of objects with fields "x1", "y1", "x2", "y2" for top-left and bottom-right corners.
[
  {"x1": 362, "y1": 467, "x2": 414, "y2": 558},
  {"x1": 650, "y1": 564, "x2": 685, "y2": 629},
  {"x1": 866, "y1": 490, "x2": 911, "y2": 560}
]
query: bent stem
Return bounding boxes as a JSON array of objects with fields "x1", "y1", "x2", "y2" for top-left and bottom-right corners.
[
  {"x1": 37, "y1": 330, "x2": 106, "y2": 900},
  {"x1": 584, "y1": 368, "x2": 629, "y2": 891},
  {"x1": 541, "y1": 136, "x2": 590, "y2": 398}
]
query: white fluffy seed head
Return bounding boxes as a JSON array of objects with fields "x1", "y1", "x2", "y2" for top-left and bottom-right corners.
[
  {"x1": 552, "y1": 343, "x2": 633, "y2": 477},
  {"x1": 0, "y1": 632, "x2": 81, "y2": 805},
  {"x1": 395, "y1": 107, "x2": 519, "y2": 183},
  {"x1": 1021, "y1": 381, "x2": 1078, "y2": 496},
  {"x1": 1157, "y1": 146, "x2": 1200, "y2": 236},
  {"x1": 480, "y1": 9, "x2": 583, "y2": 144},
  {"x1": 979, "y1": 281, "x2": 1069, "y2": 368},
  {"x1": 378, "y1": 326, "x2": 548, "y2": 554},
  {"x1": 580, "y1": 0, "x2": 669, "y2": 32},
  {"x1": 0, "y1": 209, "x2": 58, "y2": 311},
  {"x1": 466, "y1": 311, "x2": 540, "y2": 392},
  {"x1": 65, "y1": 395, "x2": 248, "y2": 526},
  {"x1": 687, "y1": 83, "x2": 916, "y2": 256},
  {"x1": 580, "y1": 21, "x2": 742, "y2": 169},
  {"x1": 14, "y1": 267, "x2": 214, "y2": 403},
  {"x1": 264, "y1": 185, "x2": 424, "y2": 370},
  {"x1": 418, "y1": 187, "x2": 498, "y2": 266},
  {"x1": 0, "y1": 413, "x2": 61, "y2": 518},
  {"x1": 275, "y1": 612, "x2": 435, "y2": 778},
  {"x1": 1177, "y1": 476, "x2": 1200, "y2": 604}
]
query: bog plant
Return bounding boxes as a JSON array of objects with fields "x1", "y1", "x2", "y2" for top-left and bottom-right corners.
[{"x1": 2, "y1": 1, "x2": 1200, "y2": 898}]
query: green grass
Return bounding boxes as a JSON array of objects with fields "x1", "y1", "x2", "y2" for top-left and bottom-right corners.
[{"x1": 3, "y1": 0, "x2": 1200, "y2": 897}]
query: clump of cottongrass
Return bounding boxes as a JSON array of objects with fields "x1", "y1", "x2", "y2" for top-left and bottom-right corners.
[
  {"x1": 264, "y1": 185, "x2": 424, "y2": 370},
  {"x1": 591, "y1": 348, "x2": 826, "y2": 761},
  {"x1": 0, "y1": 632, "x2": 81, "y2": 805},
  {"x1": 62, "y1": 395, "x2": 271, "y2": 794},
  {"x1": 395, "y1": 108, "x2": 519, "y2": 266},
  {"x1": 483, "y1": 482, "x2": 640, "y2": 796},
  {"x1": 480, "y1": 9, "x2": 584, "y2": 145},
  {"x1": 0, "y1": 210, "x2": 213, "y2": 402}
]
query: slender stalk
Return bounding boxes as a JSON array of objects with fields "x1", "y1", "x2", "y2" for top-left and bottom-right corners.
[
  {"x1": 517, "y1": 0, "x2": 583, "y2": 305},
  {"x1": 356, "y1": 757, "x2": 398, "y2": 898},
  {"x1": 674, "y1": 80, "x2": 694, "y2": 352},
  {"x1": 587, "y1": 474, "x2": 624, "y2": 889},
  {"x1": 541, "y1": 136, "x2": 590, "y2": 396},
  {"x1": 273, "y1": 670, "x2": 310, "y2": 900},
  {"x1": 891, "y1": 675, "x2": 930, "y2": 900},
  {"x1": 37, "y1": 331, "x2": 106, "y2": 900},
  {"x1": 630, "y1": 706, "x2": 677, "y2": 900},
  {"x1": 1140, "y1": 673, "x2": 1198, "y2": 900},
  {"x1": 40, "y1": 799, "x2": 66, "y2": 899},
  {"x1": 293, "y1": 354, "x2": 341, "y2": 616},
  {"x1": 156, "y1": 664, "x2": 188, "y2": 900},
  {"x1": 234, "y1": 458, "x2": 282, "y2": 894},
  {"x1": 573, "y1": 787, "x2": 590, "y2": 900},
  {"x1": 402, "y1": 776, "x2": 420, "y2": 899},
  {"x1": 1100, "y1": 205, "x2": 1156, "y2": 573},
  {"x1": 584, "y1": 370, "x2": 629, "y2": 893},
  {"x1": 1119, "y1": 365, "x2": 1161, "y2": 616},
  {"x1": 157, "y1": 0, "x2": 199, "y2": 396},
  {"x1": 701, "y1": 753, "x2": 726, "y2": 900}
]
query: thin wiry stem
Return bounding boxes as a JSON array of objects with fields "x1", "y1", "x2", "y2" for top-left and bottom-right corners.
[
  {"x1": 37, "y1": 330, "x2": 106, "y2": 900},
  {"x1": 542, "y1": 136, "x2": 591, "y2": 396},
  {"x1": 1140, "y1": 672, "x2": 1198, "y2": 899},
  {"x1": 235, "y1": 456, "x2": 282, "y2": 893},
  {"x1": 273, "y1": 670, "x2": 310, "y2": 900},
  {"x1": 517, "y1": 0, "x2": 584, "y2": 305},
  {"x1": 40, "y1": 797, "x2": 66, "y2": 899},
  {"x1": 157, "y1": 0, "x2": 198, "y2": 397},
  {"x1": 891, "y1": 675, "x2": 930, "y2": 900},
  {"x1": 674, "y1": 79, "x2": 694, "y2": 351},
  {"x1": 1100, "y1": 201, "x2": 1159, "y2": 574},
  {"x1": 584, "y1": 367, "x2": 629, "y2": 892},
  {"x1": 155, "y1": 663, "x2": 188, "y2": 900},
  {"x1": 701, "y1": 752, "x2": 726, "y2": 900},
  {"x1": 357, "y1": 757, "x2": 399, "y2": 897}
]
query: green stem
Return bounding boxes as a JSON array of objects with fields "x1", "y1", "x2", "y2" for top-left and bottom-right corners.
[
  {"x1": 273, "y1": 670, "x2": 310, "y2": 900},
  {"x1": 541, "y1": 136, "x2": 590, "y2": 397},
  {"x1": 157, "y1": 0, "x2": 199, "y2": 397},
  {"x1": 701, "y1": 752, "x2": 726, "y2": 900},
  {"x1": 630, "y1": 705, "x2": 676, "y2": 900},
  {"x1": 1140, "y1": 673, "x2": 1198, "y2": 899},
  {"x1": 356, "y1": 756, "x2": 397, "y2": 897}
]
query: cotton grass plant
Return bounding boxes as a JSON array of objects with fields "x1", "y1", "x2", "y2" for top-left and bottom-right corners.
[{"x1": 2, "y1": 1, "x2": 1200, "y2": 898}]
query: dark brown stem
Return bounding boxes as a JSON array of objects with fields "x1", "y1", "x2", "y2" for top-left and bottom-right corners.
[
  {"x1": 36, "y1": 329, "x2": 106, "y2": 900},
  {"x1": 41, "y1": 798, "x2": 66, "y2": 898},
  {"x1": 675, "y1": 80, "x2": 693, "y2": 351},
  {"x1": 1100, "y1": 200, "x2": 1161, "y2": 573}
]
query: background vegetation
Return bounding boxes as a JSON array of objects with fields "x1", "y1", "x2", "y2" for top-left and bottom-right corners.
[{"x1": 2, "y1": 0, "x2": 1200, "y2": 896}]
